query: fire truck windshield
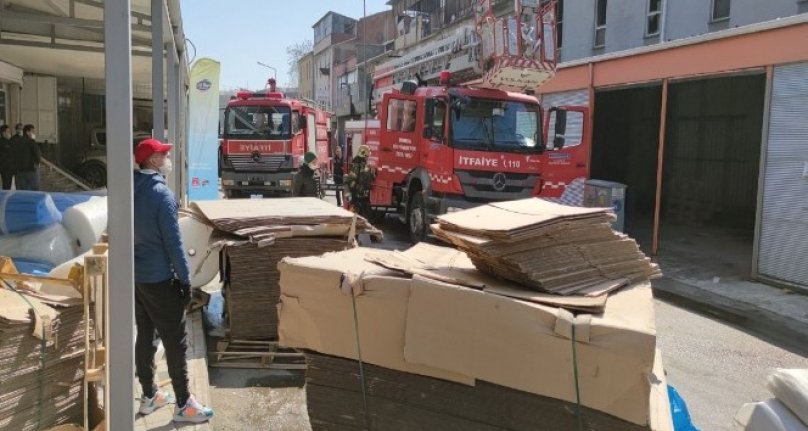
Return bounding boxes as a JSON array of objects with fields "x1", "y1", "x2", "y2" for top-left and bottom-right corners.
[
  {"x1": 451, "y1": 98, "x2": 542, "y2": 153},
  {"x1": 224, "y1": 105, "x2": 291, "y2": 139}
]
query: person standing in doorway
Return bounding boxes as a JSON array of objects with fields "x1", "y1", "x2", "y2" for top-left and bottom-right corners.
[
  {"x1": 133, "y1": 138, "x2": 214, "y2": 423},
  {"x1": 0, "y1": 126, "x2": 15, "y2": 190},
  {"x1": 13, "y1": 124, "x2": 41, "y2": 191},
  {"x1": 332, "y1": 145, "x2": 345, "y2": 207}
]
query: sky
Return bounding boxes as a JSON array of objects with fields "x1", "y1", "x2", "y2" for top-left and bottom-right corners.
[{"x1": 181, "y1": 1, "x2": 390, "y2": 91}]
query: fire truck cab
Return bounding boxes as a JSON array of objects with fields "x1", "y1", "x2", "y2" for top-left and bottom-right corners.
[
  {"x1": 347, "y1": 74, "x2": 588, "y2": 241},
  {"x1": 219, "y1": 80, "x2": 331, "y2": 198}
]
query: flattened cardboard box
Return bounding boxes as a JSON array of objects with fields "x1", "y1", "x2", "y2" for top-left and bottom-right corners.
[
  {"x1": 277, "y1": 248, "x2": 473, "y2": 385},
  {"x1": 278, "y1": 247, "x2": 664, "y2": 427}
]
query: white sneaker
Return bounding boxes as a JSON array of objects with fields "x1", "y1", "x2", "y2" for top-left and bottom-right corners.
[
  {"x1": 139, "y1": 389, "x2": 174, "y2": 415},
  {"x1": 173, "y1": 394, "x2": 214, "y2": 423}
]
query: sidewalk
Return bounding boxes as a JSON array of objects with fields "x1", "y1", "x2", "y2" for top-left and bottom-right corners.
[
  {"x1": 134, "y1": 310, "x2": 213, "y2": 431},
  {"x1": 653, "y1": 276, "x2": 808, "y2": 357}
]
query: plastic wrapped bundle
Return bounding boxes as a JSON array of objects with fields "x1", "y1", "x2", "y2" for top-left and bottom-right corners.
[
  {"x1": 734, "y1": 398, "x2": 808, "y2": 431},
  {"x1": 49, "y1": 192, "x2": 94, "y2": 214},
  {"x1": 11, "y1": 258, "x2": 54, "y2": 276},
  {"x1": 62, "y1": 197, "x2": 107, "y2": 253},
  {"x1": 0, "y1": 191, "x2": 62, "y2": 234},
  {"x1": 0, "y1": 224, "x2": 78, "y2": 266},
  {"x1": 766, "y1": 369, "x2": 808, "y2": 425}
]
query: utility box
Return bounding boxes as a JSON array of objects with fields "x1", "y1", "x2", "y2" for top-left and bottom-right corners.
[{"x1": 584, "y1": 179, "x2": 627, "y2": 232}]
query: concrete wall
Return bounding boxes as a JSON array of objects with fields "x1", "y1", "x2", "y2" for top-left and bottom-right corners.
[
  {"x1": 559, "y1": 0, "x2": 596, "y2": 62},
  {"x1": 560, "y1": 0, "x2": 806, "y2": 62}
]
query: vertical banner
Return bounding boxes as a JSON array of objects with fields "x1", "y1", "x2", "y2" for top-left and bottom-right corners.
[{"x1": 187, "y1": 58, "x2": 221, "y2": 200}]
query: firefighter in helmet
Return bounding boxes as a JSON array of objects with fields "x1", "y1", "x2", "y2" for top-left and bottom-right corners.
[{"x1": 344, "y1": 144, "x2": 375, "y2": 217}]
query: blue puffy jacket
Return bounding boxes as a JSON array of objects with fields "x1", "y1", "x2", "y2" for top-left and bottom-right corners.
[{"x1": 133, "y1": 170, "x2": 190, "y2": 285}]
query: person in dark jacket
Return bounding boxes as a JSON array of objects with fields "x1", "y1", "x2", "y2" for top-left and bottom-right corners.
[
  {"x1": 12, "y1": 124, "x2": 41, "y2": 190},
  {"x1": 293, "y1": 151, "x2": 319, "y2": 197},
  {"x1": 133, "y1": 138, "x2": 213, "y2": 423},
  {"x1": 0, "y1": 126, "x2": 14, "y2": 190},
  {"x1": 332, "y1": 145, "x2": 345, "y2": 207}
]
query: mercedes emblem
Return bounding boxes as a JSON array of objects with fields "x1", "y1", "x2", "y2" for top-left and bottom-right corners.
[{"x1": 492, "y1": 172, "x2": 507, "y2": 191}]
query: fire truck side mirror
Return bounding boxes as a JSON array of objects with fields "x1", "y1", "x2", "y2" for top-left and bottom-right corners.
[
  {"x1": 550, "y1": 108, "x2": 567, "y2": 149},
  {"x1": 298, "y1": 116, "x2": 307, "y2": 130},
  {"x1": 424, "y1": 99, "x2": 435, "y2": 138}
]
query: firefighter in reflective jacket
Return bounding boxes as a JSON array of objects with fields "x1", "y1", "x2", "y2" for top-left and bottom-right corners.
[{"x1": 344, "y1": 145, "x2": 375, "y2": 217}]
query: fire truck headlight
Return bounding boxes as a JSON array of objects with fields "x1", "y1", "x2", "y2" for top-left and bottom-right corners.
[
  {"x1": 280, "y1": 179, "x2": 292, "y2": 187},
  {"x1": 222, "y1": 179, "x2": 235, "y2": 186}
]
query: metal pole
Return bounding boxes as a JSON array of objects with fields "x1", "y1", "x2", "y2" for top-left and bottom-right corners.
[
  {"x1": 104, "y1": 0, "x2": 134, "y2": 428},
  {"x1": 751, "y1": 65, "x2": 774, "y2": 279},
  {"x1": 652, "y1": 79, "x2": 669, "y2": 255},
  {"x1": 168, "y1": 44, "x2": 181, "y2": 198},
  {"x1": 257, "y1": 61, "x2": 277, "y2": 82},
  {"x1": 152, "y1": 0, "x2": 165, "y2": 141}
]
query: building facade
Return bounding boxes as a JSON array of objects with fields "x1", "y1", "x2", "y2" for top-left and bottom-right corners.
[
  {"x1": 298, "y1": 52, "x2": 314, "y2": 102},
  {"x1": 559, "y1": 0, "x2": 808, "y2": 62},
  {"x1": 542, "y1": 1, "x2": 808, "y2": 290},
  {"x1": 312, "y1": 12, "x2": 357, "y2": 110}
]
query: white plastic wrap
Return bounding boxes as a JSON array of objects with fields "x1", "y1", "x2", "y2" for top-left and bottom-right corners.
[
  {"x1": 734, "y1": 398, "x2": 808, "y2": 431},
  {"x1": 767, "y1": 369, "x2": 808, "y2": 426},
  {"x1": 179, "y1": 215, "x2": 219, "y2": 288},
  {"x1": 0, "y1": 224, "x2": 78, "y2": 266},
  {"x1": 62, "y1": 196, "x2": 107, "y2": 254}
]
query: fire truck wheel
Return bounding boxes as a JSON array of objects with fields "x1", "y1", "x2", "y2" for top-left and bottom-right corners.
[{"x1": 408, "y1": 191, "x2": 427, "y2": 243}]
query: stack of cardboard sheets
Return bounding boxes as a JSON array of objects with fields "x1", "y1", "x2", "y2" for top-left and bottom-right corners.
[
  {"x1": 0, "y1": 288, "x2": 85, "y2": 431},
  {"x1": 306, "y1": 352, "x2": 655, "y2": 431},
  {"x1": 191, "y1": 198, "x2": 359, "y2": 340},
  {"x1": 225, "y1": 237, "x2": 351, "y2": 339},
  {"x1": 432, "y1": 198, "x2": 661, "y2": 296},
  {"x1": 277, "y1": 246, "x2": 673, "y2": 430}
]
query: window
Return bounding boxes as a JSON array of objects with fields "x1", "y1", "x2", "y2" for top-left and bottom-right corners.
[
  {"x1": 646, "y1": 0, "x2": 662, "y2": 36},
  {"x1": 386, "y1": 99, "x2": 416, "y2": 132},
  {"x1": 387, "y1": 99, "x2": 404, "y2": 131},
  {"x1": 430, "y1": 101, "x2": 447, "y2": 139},
  {"x1": 712, "y1": 0, "x2": 730, "y2": 21},
  {"x1": 594, "y1": 0, "x2": 607, "y2": 48},
  {"x1": 546, "y1": 109, "x2": 584, "y2": 149}
]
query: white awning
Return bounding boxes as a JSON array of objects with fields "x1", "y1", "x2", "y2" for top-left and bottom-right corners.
[{"x1": 0, "y1": 59, "x2": 23, "y2": 85}]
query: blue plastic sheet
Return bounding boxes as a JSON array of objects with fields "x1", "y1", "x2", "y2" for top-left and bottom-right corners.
[
  {"x1": 12, "y1": 258, "x2": 55, "y2": 276},
  {"x1": 668, "y1": 384, "x2": 700, "y2": 431},
  {"x1": 0, "y1": 191, "x2": 62, "y2": 235},
  {"x1": 50, "y1": 192, "x2": 94, "y2": 214}
]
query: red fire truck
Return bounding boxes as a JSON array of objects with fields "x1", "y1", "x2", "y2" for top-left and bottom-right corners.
[
  {"x1": 345, "y1": 0, "x2": 589, "y2": 241},
  {"x1": 219, "y1": 79, "x2": 331, "y2": 198}
]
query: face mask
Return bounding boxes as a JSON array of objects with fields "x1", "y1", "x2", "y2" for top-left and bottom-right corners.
[
  {"x1": 158, "y1": 158, "x2": 173, "y2": 176},
  {"x1": 30, "y1": 134, "x2": 36, "y2": 140},
  {"x1": 1, "y1": 133, "x2": 9, "y2": 140},
  {"x1": 16, "y1": 130, "x2": 22, "y2": 136}
]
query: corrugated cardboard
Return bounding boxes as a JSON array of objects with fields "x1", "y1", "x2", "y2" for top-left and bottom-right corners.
[
  {"x1": 277, "y1": 246, "x2": 664, "y2": 427},
  {"x1": 366, "y1": 243, "x2": 609, "y2": 312},
  {"x1": 277, "y1": 248, "x2": 474, "y2": 385},
  {"x1": 403, "y1": 275, "x2": 657, "y2": 425}
]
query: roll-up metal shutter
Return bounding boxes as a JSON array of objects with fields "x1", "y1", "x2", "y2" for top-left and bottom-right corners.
[
  {"x1": 758, "y1": 62, "x2": 808, "y2": 287},
  {"x1": 540, "y1": 89, "x2": 589, "y2": 108}
]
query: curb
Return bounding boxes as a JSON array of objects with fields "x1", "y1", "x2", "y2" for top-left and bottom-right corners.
[{"x1": 652, "y1": 277, "x2": 808, "y2": 357}]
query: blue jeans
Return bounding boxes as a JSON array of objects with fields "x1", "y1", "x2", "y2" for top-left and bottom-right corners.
[{"x1": 16, "y1": 169, "x2": 40, "y2": 191}]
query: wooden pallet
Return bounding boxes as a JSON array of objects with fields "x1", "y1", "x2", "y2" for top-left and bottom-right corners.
[{"x1": 208, "y1": 339, "x2": 306, "y2": 370}]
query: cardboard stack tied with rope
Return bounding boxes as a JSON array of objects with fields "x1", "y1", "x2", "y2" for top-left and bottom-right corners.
[
  {"x1": 191, "y1": 197, "x2": 382, "y2": 340},
  {"x1": 0, "y1": 272, "x2": 87, "y2": 431},
  {"x1": 277, "y1": 239, "x2": 673, "y2": 430}
]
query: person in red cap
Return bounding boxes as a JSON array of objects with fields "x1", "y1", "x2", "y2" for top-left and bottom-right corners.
[{"x1": 133, "y1": 138, "x2": 213, "y2": 423}]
